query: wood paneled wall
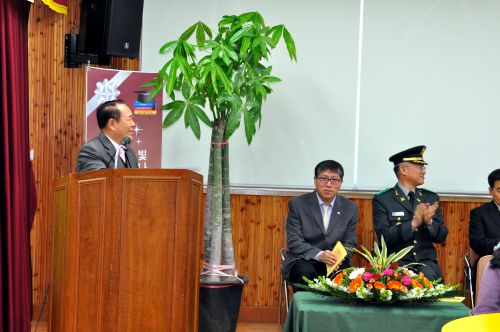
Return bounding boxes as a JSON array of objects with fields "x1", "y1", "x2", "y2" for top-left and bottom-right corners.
[
  {"x1": 28, "y1": 2, "x2": 139, "y2": 317},
  {"x1": 27, "y1": 1, "x2": 489, "y2": 324}
]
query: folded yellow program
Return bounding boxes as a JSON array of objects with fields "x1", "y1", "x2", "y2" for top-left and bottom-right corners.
[{"x1": 326, "y1": 241, "x2": 348, "y2": 276}]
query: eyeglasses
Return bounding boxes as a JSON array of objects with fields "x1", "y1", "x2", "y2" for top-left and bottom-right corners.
[
  {"x1": 317, "y1": 177, "x2": 342, "y2": 185},
  {"x1": 407, "y1": 163, "x2": 426, "y2": 171}
]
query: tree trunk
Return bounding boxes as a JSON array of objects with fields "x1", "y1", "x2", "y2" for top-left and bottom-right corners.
[
  {"x1": 221, "y1": 126, "x2": 235, "y2": 274},
  {"x1": 201, "y1": 120, "x2": 225, "y2": 282}
]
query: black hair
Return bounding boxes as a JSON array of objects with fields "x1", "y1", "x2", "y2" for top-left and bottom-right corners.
[
  {"x1": 314, "y1": 160, "x2": 344, "y2": 179},
  {"x1": 393, "y1": 164, "x2": 400, "y2": 177},
  {"x1": 490, "y1": 248, "x2": 500, "y2": 269},
  {"x1": 487, "y1": 169, "x2": 500, "y2": 189},
  {"x1": 96, "y1": 99, "x2": 125, "y2": 130}
]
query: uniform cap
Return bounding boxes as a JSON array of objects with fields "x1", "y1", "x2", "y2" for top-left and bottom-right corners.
[{"x1": 389, "y1": 145, "x2": 427, "y2": 165}]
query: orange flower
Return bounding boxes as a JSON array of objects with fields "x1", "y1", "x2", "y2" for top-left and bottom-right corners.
[
  {"x1": 374, "y1": 281, "x2": 386, "y2": 290},
  {"x1": 333, "y1": 273, "x2": 343, "y2": 286},
  {"x1": 348, "y1": 276, "x2": 363, "y2": 293},
  {"x1": 412, "y1": 279, "x2": 423, "y2": 289},
  {"x1": 422, "y1": 277, "x2": 433, "y2": 289},
  {"x1": 388, "y1": 280, "x2": 404, "y2": 291},
  {"x1": 366, "y1": 283, "x2": 373, "y2": 290}
]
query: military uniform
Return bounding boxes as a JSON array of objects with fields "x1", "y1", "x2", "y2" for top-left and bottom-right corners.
[{"x1": 372, "y1": 145, "x2": 449, "y2": 281}]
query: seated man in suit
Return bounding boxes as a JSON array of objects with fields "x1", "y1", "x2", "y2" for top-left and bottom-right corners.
[
  {"x1": 283, "y1": 160, "x2": 359, "y2": 286},
  {"x1": 373, "y1": 146, "x2": 448, "y2": 281},
  {"x1": 468, "y1": 169, "x2": 500, "y2": 290},
  {"x1": 77, "y1": 99, "x2": 139, "y2": 172}
]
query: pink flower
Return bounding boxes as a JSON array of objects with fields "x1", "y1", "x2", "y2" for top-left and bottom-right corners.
[
  {"x1": 382, "y1": 268, "x2": 394, "y2": 276},
  {"x1": 362, "y1": 272, "x2": 372, "y2": 282},
  {"x1": 402, "y1": 276, "x2": 412, "y2": 285}
]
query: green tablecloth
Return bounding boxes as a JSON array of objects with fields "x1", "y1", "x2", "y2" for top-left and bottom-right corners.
[{"x1": 283, "y1": 292, "x2": 470, "y2": 332}]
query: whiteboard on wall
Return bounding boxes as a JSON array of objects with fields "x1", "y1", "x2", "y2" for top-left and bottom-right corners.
[{"x1": 141, "y1": 0, "x2": 500, "y2": 194}]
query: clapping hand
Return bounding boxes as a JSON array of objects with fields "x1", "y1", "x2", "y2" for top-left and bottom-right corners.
[{"x1": 423, "y1": 202, "x2": 439, "y2": 225}]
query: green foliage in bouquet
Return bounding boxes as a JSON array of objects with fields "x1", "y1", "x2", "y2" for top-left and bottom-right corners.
[{"x1": 298, "y1": 237, "x2": 460, "y2": 303}]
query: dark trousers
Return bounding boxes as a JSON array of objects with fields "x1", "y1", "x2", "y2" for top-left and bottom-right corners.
[{"x1": 288, "y1": 258, "x2": 350, "y2": 287}]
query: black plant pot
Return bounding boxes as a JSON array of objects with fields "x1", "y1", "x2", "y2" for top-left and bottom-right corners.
[{"x1": 199, "y1": 275, "x2": 249, "y2": 332}]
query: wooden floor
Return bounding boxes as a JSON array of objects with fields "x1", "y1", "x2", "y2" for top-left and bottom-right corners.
[{"x1": 31, "y1": 321, "x2": 282, "y2": 332}]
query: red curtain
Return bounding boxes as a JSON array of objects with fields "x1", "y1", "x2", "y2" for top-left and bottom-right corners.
[{"x1": 0, "y1": 0, "x2": 35, "y2": 331}]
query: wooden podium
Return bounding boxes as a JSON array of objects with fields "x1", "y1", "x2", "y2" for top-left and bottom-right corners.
[{"x1": 49, "y1": 169, "x2": 204, "y2": 332}]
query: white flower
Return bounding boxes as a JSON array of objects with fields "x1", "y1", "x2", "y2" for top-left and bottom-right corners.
[
  {"x1": 379, "y1": 289, "x2": 393, "y2": 301},
  {"x1": 356, "y1": 287, "x2": 372, "y2": 299},
  {"x1": 349, "y1": 268, "x2": 365, "y2": 279}
]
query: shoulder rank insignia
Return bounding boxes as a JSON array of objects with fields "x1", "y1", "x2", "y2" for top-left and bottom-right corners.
[{"x1": 375, "y1": 188, "x2": 391, "y2": 196}]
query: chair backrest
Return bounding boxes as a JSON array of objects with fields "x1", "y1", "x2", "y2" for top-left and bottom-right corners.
[{"x1": 475, "y1": 254, "x2": 492, "y2": 302}]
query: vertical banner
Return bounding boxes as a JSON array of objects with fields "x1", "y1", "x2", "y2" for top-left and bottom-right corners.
[{"x1": 86, "y1": 67, "x2": 162, "y2": 168}]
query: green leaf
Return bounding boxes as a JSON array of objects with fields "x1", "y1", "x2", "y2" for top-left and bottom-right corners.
[
  {"x1": 162, "y1": 105, "x2": 184, "y2": 128},
  {"x1": 185, "y1": 105, "x2": 201, "y2": 139},
  {"x1": 221, "y1": 49, "x2": 230, "y2": 66},
  {"x1": 201, "y1": 21, "x2": 212, "y2": 39},
  {"x1": 166, "y1": 61, "x2": 178, "y2": 96},
  {"x1": 225, "y1": 107, "x2": 242, "y2": 139},
  {"x1": 239, "y1": 12, "x2": 256, "y2": 25},
  {"x1": 215, "y1": 64, "x2": 232, "y2": 92},
  {"x1": 210, "y1": 65, "x2": 219, "y2": 94},
  {"x1": 175, "y1": 55, "x2": 192, "y2": 85},
  {"x1": 180, "y1": 23, "x2": 197, "y2": 40},
  {"x1": 196, "y1": 23, "x2": 206, "y2": 47},
  {"x1": 190, "y1": 96, "x2": 206, "y2": 106},
  {"x1": 162, "y1": 100, "x2": 185, "y2": 111},
  {"x1": 182, "y1": 41, "x2": 196, "y2": 60},
  {"x1": 262, "y1": 76, "x2": 281, "y2": 83},
  {"x1": 268, "y1": 25, "x2": 283, "y2": 47},
  {"x1": 191, "y1": 104, "x2": 211, "y2": 127},
  {"x1": 229, "y1": 26, "x2": 251, "y2": 44},
  {"x1": 181, "y1": 81, "x2": 191, "y2": 99},
  {"x1": 283, "y1": 27, "x2": 297, "y2": 61},
  {"x1": 218, "y1": 15, "x2": 236, "y2": 28},
  {"x1": 239, "y1": 37, "x2": 251, "y2": 58},
  {"x1": 159, "y1": 40, "x2": 178, "y2": 54},
  {"x1": 243, "y1": 109, "x2": 256, "y2": 144},
  {"x1": 373, "y1": 241, "x2": 381, "y2": 258},
  {"x1": 149, "y1": 84, "x2": 163, "y2": 98},
  {"x1": 221, "y1": 44, "x2": 239, "y2": 62}
]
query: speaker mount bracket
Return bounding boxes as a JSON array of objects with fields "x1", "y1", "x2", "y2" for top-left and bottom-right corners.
[{"x1": 64, "y1": 33, "x2": 110, "y2": 68}]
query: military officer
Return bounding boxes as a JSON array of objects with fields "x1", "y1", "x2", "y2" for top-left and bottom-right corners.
[{"x1": 373, "y1": 145, "x2": 448, "y2": 281}]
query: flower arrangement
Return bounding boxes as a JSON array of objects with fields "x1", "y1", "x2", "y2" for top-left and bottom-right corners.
[{"x1": 300, "y1": 237, "x2": 460, "y2": 303}]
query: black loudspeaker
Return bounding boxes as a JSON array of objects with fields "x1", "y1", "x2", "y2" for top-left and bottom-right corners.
[{"x1": 79, "y1": 0, "x2": 144, "y2": 58}]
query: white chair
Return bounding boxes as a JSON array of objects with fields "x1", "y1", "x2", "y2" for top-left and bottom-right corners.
[{"x1": 278, "y1": 247, "x2": 290, "y2": 325}]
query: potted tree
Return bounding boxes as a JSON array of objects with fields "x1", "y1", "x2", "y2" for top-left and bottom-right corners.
[{"x1": 147, "y1": 12, "x2": 296, "y2": 331}]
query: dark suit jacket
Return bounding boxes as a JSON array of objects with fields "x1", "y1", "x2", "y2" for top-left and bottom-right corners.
[
  {"x1": 372, "y1": 184, "x2": 448, "y2": 263},
  {"x1": 469, "y1": 201, "x2": 500, "y2": 257},
  {"x1": 282, "y1": 191, "x2": 358, "y2": 280},
  {"x1": 76, "y1": 132, "x2": 139, "y2": 172}
]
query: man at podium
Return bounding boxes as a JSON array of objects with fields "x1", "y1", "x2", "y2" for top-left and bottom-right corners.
[{"x1": 76, "y1": 99, "x2": 139, "y2": 172}]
